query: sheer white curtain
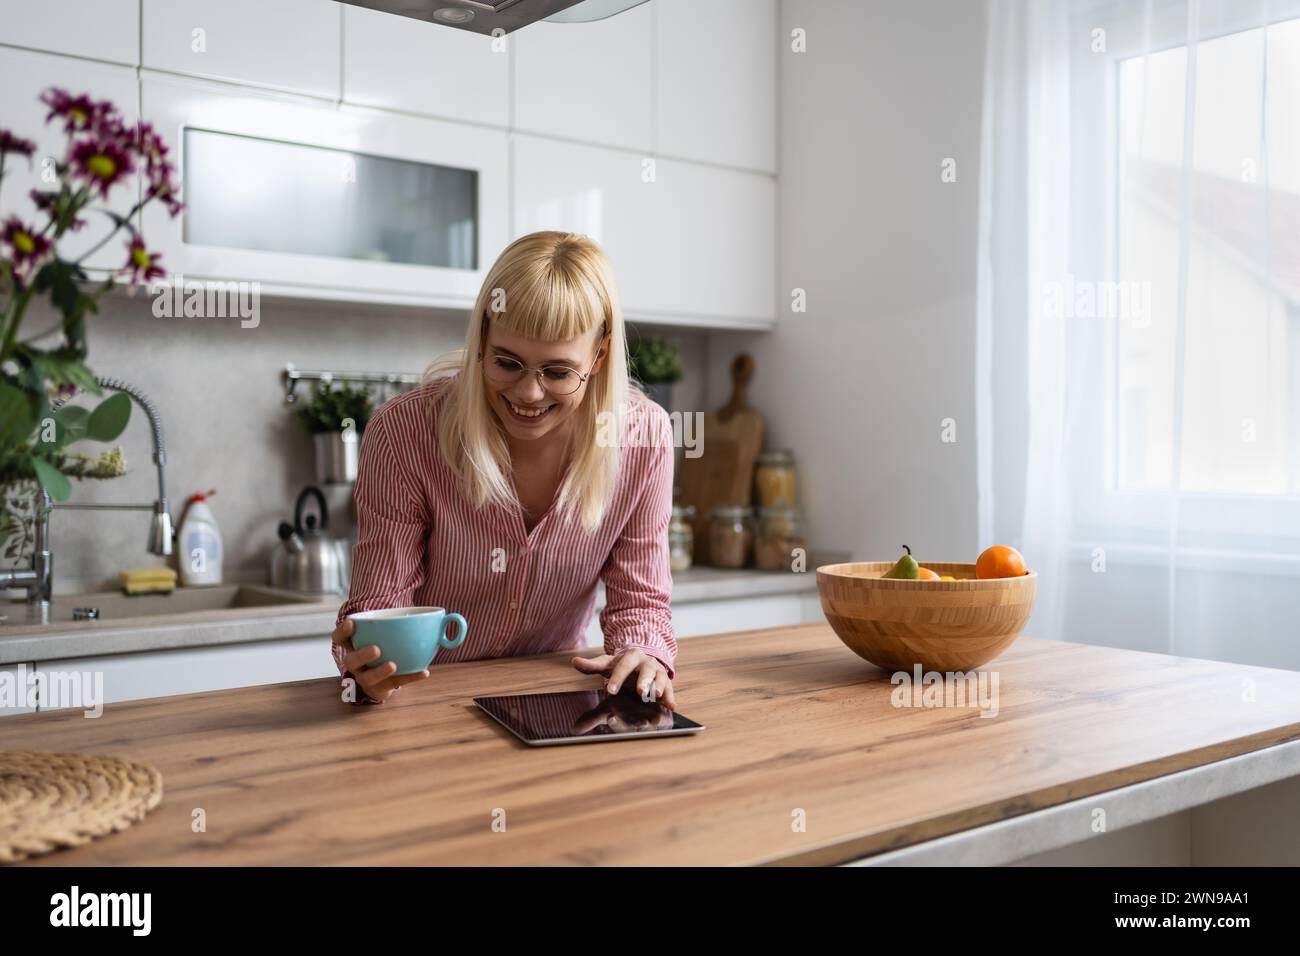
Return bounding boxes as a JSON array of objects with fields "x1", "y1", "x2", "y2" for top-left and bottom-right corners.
[{"x1": 977, "y1": 0, "x2": 1300, "y2": 669}]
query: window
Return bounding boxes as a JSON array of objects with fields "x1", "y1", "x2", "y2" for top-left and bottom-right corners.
[{"x1": 1114, "y1": 18, "x2": 1300, "y2": 496}]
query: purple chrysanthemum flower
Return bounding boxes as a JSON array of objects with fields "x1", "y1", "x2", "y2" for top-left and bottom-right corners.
[
  {"x1": 123, "y1": 236, "x2": 166, "y2": 285},
  {"x1": 2, "y1": 216, "x2": 52, "y2": 272},
  {"x1": 0, "y1": 129, "x2": 37, "y2": 157},
  {"x1": 69, "y1": 134, "x2": 135, "y2": 199},
  {"x1": 40, "y1": 88, "x2": 116, "y2": 135}
]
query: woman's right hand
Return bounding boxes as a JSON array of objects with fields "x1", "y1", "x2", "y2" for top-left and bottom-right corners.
[{"x1": 331, "y1": 619, "x2": 430, "y2": 701}]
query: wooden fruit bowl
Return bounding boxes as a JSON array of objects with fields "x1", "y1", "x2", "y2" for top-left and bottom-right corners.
[{"x1": 816, "y1": 562, "x2": 1037, "y2": 672}]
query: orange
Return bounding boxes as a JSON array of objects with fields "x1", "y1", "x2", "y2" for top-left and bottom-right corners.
[
  {"x1": 916, "y1": 567, "x2": 940, "y2": 581},
  {"x1": 976, "y1": 545, "x2": 1027, "y2": 579}
]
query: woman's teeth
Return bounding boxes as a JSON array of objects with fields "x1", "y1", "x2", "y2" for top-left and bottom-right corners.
[{"x1": 506, "y1": 398, "x2": 553, "y2": 420}]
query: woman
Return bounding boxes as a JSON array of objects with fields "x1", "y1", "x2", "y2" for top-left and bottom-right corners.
[{"x1": 330, "y1": 231, "x2": 677, "y2": 709}]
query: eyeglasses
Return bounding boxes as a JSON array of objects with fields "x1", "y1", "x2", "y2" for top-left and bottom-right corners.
[
  {"x1": 479, "y1": 354, "x2": 596, "y2": 395},
  {"x1": 478, "y1": 315, "x2": 609, "y2": 396}
]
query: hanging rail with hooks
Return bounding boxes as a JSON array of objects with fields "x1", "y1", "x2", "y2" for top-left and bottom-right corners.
[{"x1": 282, "y1": 363, "x2": 423, "y2": 404}]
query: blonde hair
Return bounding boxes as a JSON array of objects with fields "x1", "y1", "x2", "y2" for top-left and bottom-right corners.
[{"x1": 422, "y1": 231, "x2": 634, "y2": 533}]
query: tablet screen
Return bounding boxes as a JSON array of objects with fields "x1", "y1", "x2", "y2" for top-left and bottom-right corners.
[{"x1": 474, "y1": 689, "x2": 704, "y2": 745}]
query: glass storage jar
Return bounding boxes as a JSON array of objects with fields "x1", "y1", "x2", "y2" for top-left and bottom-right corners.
[
  {"x1": 754, "y1": 506, "x2": 808, "y2": 571},
  {"x1": 754, "y1": 450, "x2": 797, "y2": 508},
  {"x1": 707, "y1": 505, "x2": 754, "y2": 569},
  {"x1": 668, "y1": 504, "x2": 696, "y2": 572}
]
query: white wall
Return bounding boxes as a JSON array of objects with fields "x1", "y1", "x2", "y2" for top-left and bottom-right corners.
[{"x1": 704, "y1": 0, "x2": 989, "y2": 565}]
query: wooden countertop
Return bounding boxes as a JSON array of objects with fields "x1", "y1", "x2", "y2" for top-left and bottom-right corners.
[{"x1": 6, "y1": 624, "x2": 1300, "y2": 866}]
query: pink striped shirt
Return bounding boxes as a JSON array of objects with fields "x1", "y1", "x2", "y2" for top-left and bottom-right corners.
[{"x1": 333, "y1": 377, "x2": 677, "y2": 699}]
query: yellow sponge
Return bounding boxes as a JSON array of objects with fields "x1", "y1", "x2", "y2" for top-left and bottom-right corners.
[{"x1": 120, "y1": 567, "x2": 178, "y2": 595}]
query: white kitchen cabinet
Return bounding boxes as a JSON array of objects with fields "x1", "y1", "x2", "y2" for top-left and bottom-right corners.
[
  {"x1": 513, "y1": 133, "x2": 776, "y2": 328},
  {"x1": 655, "y1": 0, "x2": 777, "y2": 172},
  {"x1": 582, "y1": 590, "x2": 818, "y2": 647},
  {"x1": 0, "y1": 48, "x2": 139, "y2": 275},
  {"x1": 800, "y1": 593, "x2": 825, "y2": 624},
  {"x1": 33, "y1": 637, "x2": 340, "y2": 710},
  {"x1": 513, "y1": 133, "x2": 655, "y2": 310},
  {"x1": 671, "y1": 594, "x2": 805, "y2": 638},
  {"x1": 0, "y1": 0, "x2": 139, "y2": 65},
  {"x1": 648, "y1": 155, "x2": 776, "y2": 324},
  {"x1": 139, "y1": 73, "x2": 509, "y2": 309},
  {"x1": 342, "y1": 5, "x2": 509, "y2": 128},
  {"x1": 141, "y1": 0, "x2": 341, "y2": 100},
  {"x1": 513, "y1": 2, "x2": 653, "y2": 153},
  {"x1": 0, "y1": 663, "x2": 37, "y2": 716}
]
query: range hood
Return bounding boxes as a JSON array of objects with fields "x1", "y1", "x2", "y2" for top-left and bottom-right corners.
[{"x1": 337, "y1": 0, "x2": 650, "y2": 36}]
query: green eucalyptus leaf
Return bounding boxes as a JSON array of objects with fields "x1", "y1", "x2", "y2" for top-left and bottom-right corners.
[
  {"x1": 31, "y1": 456, "x2": 71, "y2": 502},
  {"x1": 53, "y1": 404, "x2": 91, "y2": 446},
  {"x1": 86, "y1": 391, "x2": 131, "y2": 442}
]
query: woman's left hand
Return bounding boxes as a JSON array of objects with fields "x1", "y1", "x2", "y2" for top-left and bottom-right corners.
[{"x1": 572, "y1": 648, "x2": 676, "y2": 711}]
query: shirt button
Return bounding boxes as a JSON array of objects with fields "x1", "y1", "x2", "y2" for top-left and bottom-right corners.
[{"x1": 509, "y1": 601, "x2": 518, "y2": 609}]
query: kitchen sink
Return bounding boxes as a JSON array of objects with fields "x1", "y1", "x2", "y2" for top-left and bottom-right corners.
[
  {"x1": 0, "y1": 584, "x2": 342, "y2": 666},
  {"x1": 0, "y1": 584, "x2": 337, "y2": 632}
]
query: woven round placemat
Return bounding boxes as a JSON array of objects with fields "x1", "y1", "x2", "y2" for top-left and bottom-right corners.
[{"x1": 0, "y1": 751, "x2": 163, "y2": 864}]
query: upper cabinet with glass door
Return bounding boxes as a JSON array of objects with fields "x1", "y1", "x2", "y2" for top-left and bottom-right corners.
[{"x1": 139, "y1": 74, "x2": 509, "y2": 308}]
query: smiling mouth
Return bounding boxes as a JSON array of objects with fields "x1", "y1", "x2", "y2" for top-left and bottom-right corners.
[{"x1": 504, "y1": 396, "x2": 556, "y2": 423}]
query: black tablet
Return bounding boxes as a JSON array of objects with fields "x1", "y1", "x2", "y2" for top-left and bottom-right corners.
[{"x1": 474, "y1": 688, "x2": 704, "y2": 746}]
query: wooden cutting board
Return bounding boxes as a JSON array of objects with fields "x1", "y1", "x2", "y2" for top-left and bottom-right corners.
[{"x1": 676, "y1": 353, "x2": 764, "y2": 564}]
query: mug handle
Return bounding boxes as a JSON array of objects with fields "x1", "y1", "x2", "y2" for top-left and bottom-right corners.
[{"x1": 438, "y1": 612, "x2": 468, "y2": 649}]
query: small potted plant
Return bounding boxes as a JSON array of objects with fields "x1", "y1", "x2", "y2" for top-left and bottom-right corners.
[
  {"x1": 1, "y1": 88, "x2": 183, "y2": 566},
  {"x1": 629, "y1": 335, "x2": 683, "y2": 411},
  {"x1": 295, "y1": 381, "x2": 375, "y2": 484}
]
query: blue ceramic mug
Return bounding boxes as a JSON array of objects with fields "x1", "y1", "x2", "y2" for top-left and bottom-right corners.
[{"x1": 347, "y1": 606, "x2": 468, "y2": 676}]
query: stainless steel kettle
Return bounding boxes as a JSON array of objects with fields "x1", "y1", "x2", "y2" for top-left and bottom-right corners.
[{"x1": 269, "y1": 486, "x2": 350, "y2": 595}]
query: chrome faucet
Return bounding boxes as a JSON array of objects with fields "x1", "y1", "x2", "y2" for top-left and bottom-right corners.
[{"x1": 0, "y1": 377, "x2": 173, "y2": 616}]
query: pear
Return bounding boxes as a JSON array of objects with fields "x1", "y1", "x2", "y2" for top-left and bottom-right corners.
[{"x1": 882, "y1": 545, "x2": 920, "y2": 579}]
